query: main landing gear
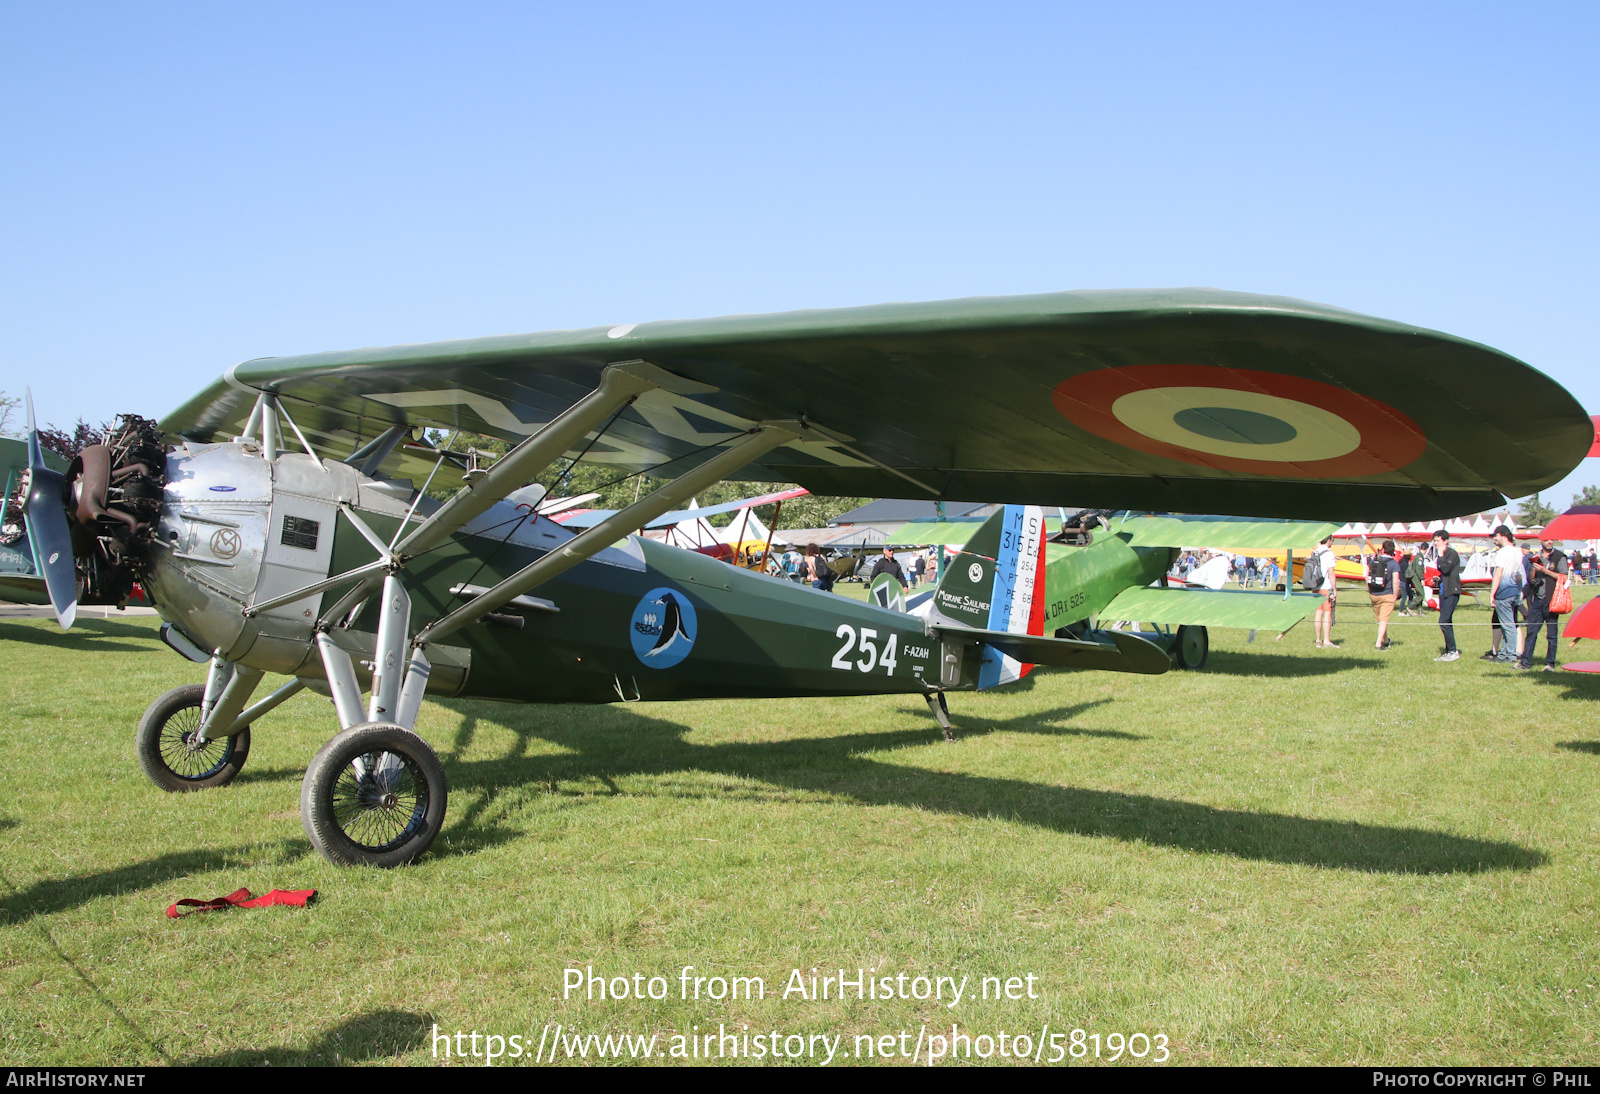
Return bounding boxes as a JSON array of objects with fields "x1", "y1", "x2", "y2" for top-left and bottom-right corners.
[
  {"x1": 1173, "y1": 625, "x2": 1209, "y2": 670},
  {"x1": 137, "y1": 575, "x2": 449, "y2": 868},
  {"x1": 136, "y1": 683, "x2": 252, "y2": 791},
  {"x1": 301, "y1": 722, "x2": 448, "y2": 868}
]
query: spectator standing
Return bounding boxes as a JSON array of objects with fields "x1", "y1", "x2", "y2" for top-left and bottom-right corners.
[
  {"x1": 912, "y1": 551, "x2": 927, "y2": 589},
  {"x1": 1367, "y1": 539, "x2": 1402, "y2": 651},
  {"x1": 805, "y1": 544, "x2": 834, "y2": 592},
  {"x1": 1520, "y1": 536, "x2": 1567, "y2": 671},
  {"x1": 1312, "y1": 536, "x2": 1339, "y2": 648},
  {"x1": 1484, "y1": 526, "x2": 1524, "y2": 663},
  {"x1": 868, "y1": 546, "x2": 909, "y2": 590},
  {"x1": 1404, "y1": 550, "x2": 1427, "y2": 616},
  {"x1": 1432, "y1": 531, "x2": 1462, "y2": 661}
]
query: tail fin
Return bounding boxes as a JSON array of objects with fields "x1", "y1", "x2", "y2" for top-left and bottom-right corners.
[{"x1": 930, "y1": 505, "x2": 1047, "y2": 687}]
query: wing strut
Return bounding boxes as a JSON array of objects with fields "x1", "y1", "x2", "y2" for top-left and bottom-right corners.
[
  {"x1": 393, "y1": 360, "x2": 714, "y2": 562},
  {"x1": 412, "y1": 422, "x2": 800, "y2": 647}
]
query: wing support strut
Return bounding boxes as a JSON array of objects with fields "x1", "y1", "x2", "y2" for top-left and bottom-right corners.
[
  {"x1": 392, "y1": 360, "x2": 714, "y2": 563},
  {"x1": 289, "y1": 360, "x2": 726, "y2": 731},
  {"x1": 412, "y1": 422, "x2": 801, "y2": 647}
]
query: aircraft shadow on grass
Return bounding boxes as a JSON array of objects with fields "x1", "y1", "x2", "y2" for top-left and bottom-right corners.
[
  {"x1": 433, "y1": 698, "x2": 1545, "y2": 876},
  {"x1": 1533, "y1": 672, "x2": 1600, "y2": 702},
  {"x1": 0, "y1": 842, "x2": 304, "y2": 927},
  {"x1": 0, "y1": 617, "x2": 154, "y2": 652},
  {"x1": 189, "y1": 1009, "x2": 435, "y2": 1066},
  {"x1": 1034, "y1": 652, "x2": 1379, "y2": 681},
  {"x1": 1556, "y1": 741, "x2": 1600, "y2": 756},
  {"x1": 1200, "y1": 651, "x2": 1383, "y2": 676}
]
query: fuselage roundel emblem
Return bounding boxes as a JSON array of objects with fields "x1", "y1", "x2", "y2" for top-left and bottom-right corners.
[{"x1": 629, "y1": 587, "x2": 698, "y2": 668}]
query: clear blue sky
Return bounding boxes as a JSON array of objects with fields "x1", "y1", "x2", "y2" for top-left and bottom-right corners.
[{"x1": 3, "y1": 2, "x2": 1596, "y2": 506}]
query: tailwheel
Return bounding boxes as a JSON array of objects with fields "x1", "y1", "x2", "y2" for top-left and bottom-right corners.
[
  {"x1": 136, "y1": 684, "x2": 252, "y2": 792},
  {"x1": 301, "y1": 723, "x2": 448, "y2": 868},
  {"x1": 1174, "y1": 625, "x2": 1209, "y2": 670}
]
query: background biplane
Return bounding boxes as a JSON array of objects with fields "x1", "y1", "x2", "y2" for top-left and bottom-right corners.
[
  {"x1": 0, "y1": 434, "x2": 68, "y2": 608},
  {"x1": 16, "y1": 289, "x2": 1592, "y2": 866},
  {"x1": 899, "y1": 510, "x2": 1336, "y2": 668}
]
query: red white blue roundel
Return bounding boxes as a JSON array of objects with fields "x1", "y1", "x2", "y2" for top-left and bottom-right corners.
[
  {"x1": 1052, "y1": 365, "x2": 1426, "y2": 477},
  {"x1": 630, "y1": 588, "x2": 698, "y2": 668}
]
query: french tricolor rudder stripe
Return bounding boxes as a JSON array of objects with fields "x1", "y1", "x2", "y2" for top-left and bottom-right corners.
[{"x1": 977, "y1": 505, "x2": 1046, "y2": 689}]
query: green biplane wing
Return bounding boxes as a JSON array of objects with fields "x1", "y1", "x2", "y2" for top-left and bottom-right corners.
[
  {"x1": 1, "y1": 436, "x2": 67, "y2": 476},
  {"x1": 1100, "y1": 586, "x2": 1323, "y2": 631},
  {"x1": 160, "y1": 289, "x2": 1591, "y2": 520},
  {"x1": 1115, "y1": 514, "x2": 1338, "y2": 551}
]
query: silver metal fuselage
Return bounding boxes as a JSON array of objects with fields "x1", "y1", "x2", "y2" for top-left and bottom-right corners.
[
  {"x1": 143, "y1": 440, "x2": 946, "y2": 707},
  {"x1": 145, "y1": 441, "x2": 470, "y2": 697}
]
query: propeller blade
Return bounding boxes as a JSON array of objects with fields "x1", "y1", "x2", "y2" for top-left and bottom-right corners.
[{"x1": 23, "y1": 389, "x2": 78, "y2": 629}]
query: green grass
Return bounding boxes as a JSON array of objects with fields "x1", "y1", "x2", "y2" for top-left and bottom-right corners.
[{"x1": 3, "y1": 585, "x2": 1600, "y2": 1066}]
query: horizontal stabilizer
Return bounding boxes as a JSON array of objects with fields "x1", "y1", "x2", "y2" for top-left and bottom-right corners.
[
  {"x1": 1101, "y1": 585, "x2": 1321, "y2": 631},
  {"x1": 933, "y1": 624, "x2": 1171, "y2": 675}
]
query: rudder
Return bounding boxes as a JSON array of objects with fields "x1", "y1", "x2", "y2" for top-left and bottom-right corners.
[{"x1": 929, "y1": 505, "x2": 1047, "y2": 687}]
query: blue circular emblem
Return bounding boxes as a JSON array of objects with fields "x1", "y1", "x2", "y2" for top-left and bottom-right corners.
[
  {"x1": 629, "y1": 587, "x2": 698, "y2": 669},
  {"x1": 209, "y1": 485, "x2": 237, "y2": 492}
]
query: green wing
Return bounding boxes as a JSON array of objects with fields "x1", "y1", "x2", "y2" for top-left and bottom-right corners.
[
  {"x1": 159, "y1": 289, "x2": 1591, "y2": 520},
  {"x1": 1116, "y1": 514, "x2": 1338, "y2": 551},
  {"x1": 1101, "y1": 586, "x2": 1322, "y2": 631},
  {"x1": 0, "y1": 436, "x2": 67, "y2": 477}
]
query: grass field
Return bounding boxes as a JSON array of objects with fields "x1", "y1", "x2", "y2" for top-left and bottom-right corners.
[{"x1": 3, "y1": 584, "x2": 1599, "y2": 1066}]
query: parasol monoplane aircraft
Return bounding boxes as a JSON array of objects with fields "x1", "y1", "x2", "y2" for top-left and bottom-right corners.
[{"x1": 17, "y1": 289, "x2": 1591, "y2": 867}]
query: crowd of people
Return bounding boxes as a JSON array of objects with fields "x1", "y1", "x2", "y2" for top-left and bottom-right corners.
[
  {"x1": 777, "y1": 544, "x2": 938, "y2": 593},
  {"x1": 1305, "y1": 528, "x2": 1588, "y2": 668},
  {"x1": 1172, "y1": 551, "x2": 1284, "y2": 587}
]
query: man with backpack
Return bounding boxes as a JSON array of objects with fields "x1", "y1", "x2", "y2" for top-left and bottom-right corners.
[
  {"x1": 804, "y1": 544, "x2": 835, "y2": 592},
  {"x1": 1367, "y1": 540, "x2": 1402, "y2": 651},
  {"x1": 1306, "y1": 536, "x2": 1339, "y2": 648},
  {"x1": 1432, "y1": 530, "x2": 1462, "y2": 662}
]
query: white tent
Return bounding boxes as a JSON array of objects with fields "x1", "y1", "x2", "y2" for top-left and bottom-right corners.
[{"x1": 718, "y1": 506, "x2": 770, "y2": 546}]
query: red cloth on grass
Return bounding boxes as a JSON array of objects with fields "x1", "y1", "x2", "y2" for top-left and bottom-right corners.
[{"x1": 166, "y1": 887, "x2": 317, "y2": 918}]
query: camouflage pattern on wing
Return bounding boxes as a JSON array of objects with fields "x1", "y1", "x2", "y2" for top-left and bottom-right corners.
[{"x1": 159, "y1": 289, "x2": 1591, "y2": 520}]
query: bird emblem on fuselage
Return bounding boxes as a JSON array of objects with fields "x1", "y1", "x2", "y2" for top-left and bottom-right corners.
[{"x1": 628, "y1": 588, "x2": 698, "y2": 668}]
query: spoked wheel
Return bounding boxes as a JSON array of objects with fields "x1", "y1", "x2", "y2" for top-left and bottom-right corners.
[
  {"x1": 136, "y1": 684, "x2": 252, "y2": 792},
  {"x1": 301, "y1": 723, "x2": 448, "y2": 868},
  {"x1": 1174, "y1": 625, "x2": 1209, "y2": 670}
]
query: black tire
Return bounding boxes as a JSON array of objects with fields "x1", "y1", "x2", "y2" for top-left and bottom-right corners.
[
  {"x1": 301, "y1": 723, "x2": 448, "y2": 868},
  {"x1": 1174, "y1": 625, "x2": 1209, "y2": 670},
  {"x1": 136, "y1": 683, "x2": 252, "y2": 792}
]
